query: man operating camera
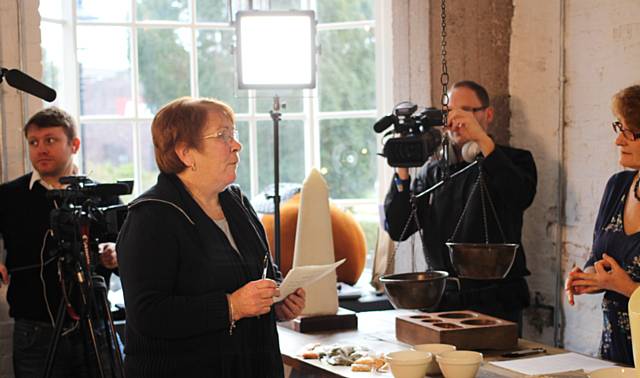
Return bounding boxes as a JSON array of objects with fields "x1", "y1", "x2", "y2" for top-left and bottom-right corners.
[
  {"x1": 383, "y1": 81, "x2": 537, "y2": 332},
  {"x1": 0, "y1": 107, "x2": 120, "y2": 377}
]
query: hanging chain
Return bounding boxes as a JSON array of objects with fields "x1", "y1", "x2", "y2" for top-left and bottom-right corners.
[
  {"x1": 449, "y1": 173, "x2": 482, "y2": 242},
  {"x1": 449, "y1": 162, "x2": 508, "y2": 244},
  {"x1": 388, "y1": 194, "x2": 434, "y2": 272},
  {"x1": 438, "y1": 0, "x2": 451, "y2": 178},
  {"x1": 388, "y1": 0, "x2": 450, "y2": 273},
  {"x1": 440, "y1": 0, "x2": 449, "y2": 120},
  {"x1": 480, "y1": 178, "x2": 508, "y2": 243}
]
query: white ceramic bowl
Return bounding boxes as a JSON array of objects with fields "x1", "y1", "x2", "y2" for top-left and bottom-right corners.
[
  {"x1": 436, "y1": 350, "x2": 483, "y2": 378},
  {"x1": 385, "y1": 350, "x2": 432, "y2": 378},
  {"x1": 589, "y1": 367, "x2": 638, "y2": 377},
  {"x1": 412, "y1": 343, "x2": 456, "y2": 375}
]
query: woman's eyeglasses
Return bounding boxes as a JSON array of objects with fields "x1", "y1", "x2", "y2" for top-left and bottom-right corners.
[
  {"x1": 202, "y1": 128, "x2": 239, "y2": 145},
  {"x1": 612, "y1": 121, "x2": 640, "y2": 141}
]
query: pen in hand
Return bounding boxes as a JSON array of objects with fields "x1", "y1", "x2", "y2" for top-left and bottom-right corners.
[{"x1": 261, "y1": 253, "x2": 269, "y2": 279}]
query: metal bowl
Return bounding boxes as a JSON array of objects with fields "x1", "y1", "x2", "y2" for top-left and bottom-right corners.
[
  {"x1": 446, "y1": 242, "x2": 519, "y2": 280},
  {"x1": 379, "y1": 271, "x2": 448, "y2": 310}
]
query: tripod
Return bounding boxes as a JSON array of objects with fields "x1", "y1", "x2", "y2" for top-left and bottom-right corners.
[{"x1": 42, "y1": 233, "x2": 124, "y2": 377}]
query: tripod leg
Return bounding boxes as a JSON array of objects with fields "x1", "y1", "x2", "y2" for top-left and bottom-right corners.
[
  {"x1": 91, "y1": 275, "x2": 125, "y2": 378},
  {"x1": 83, "y1": 317, "x2": 107, "y2": 378},
  {"x1": 42, "y1": 298, "x2": 67, "y2": 378},
  {"x1": 74, "y1": 278, "x2": 107, "y2": 378}
]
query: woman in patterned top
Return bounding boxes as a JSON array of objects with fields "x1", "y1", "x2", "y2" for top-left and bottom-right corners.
[{"x1": 566, "y1": 84, "x2": 640, "y2": 365}]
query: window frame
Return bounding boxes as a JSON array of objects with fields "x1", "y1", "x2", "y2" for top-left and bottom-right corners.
[{"x1": 39, "y1": 4, "x2": 394, "y2": 249}]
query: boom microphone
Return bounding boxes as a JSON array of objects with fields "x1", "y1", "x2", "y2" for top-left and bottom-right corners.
[
  {"x1": 373, "y1": 114, "x2": 396, "y2": 133},
  {"x1": 3, "y1": 68, "x2": 57, "y2": 102}
]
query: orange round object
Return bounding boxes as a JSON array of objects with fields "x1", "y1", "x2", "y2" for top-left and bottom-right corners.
[{"x1": 260, "y1": 194, "x2": 367, "y2": 285}]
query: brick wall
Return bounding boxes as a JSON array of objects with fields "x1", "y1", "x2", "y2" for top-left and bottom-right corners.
[{"x1": 1, "y1": 0, "x2": 42, "y2": 376}]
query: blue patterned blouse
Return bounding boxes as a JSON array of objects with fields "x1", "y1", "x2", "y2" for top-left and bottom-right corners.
[{"x1": 586, "y1": 170, "x2": 640, "y2": 365}]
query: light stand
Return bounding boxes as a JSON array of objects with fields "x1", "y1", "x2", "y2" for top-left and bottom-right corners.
[
  {"x1": 235, "y1": 10, "x2": 317, "y2": 267},
  {"x1": 269, "y1": 95, "x2": 282, "y2": 266}
]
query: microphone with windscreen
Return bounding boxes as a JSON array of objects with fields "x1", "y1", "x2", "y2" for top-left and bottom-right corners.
[
  {"x1": 461, "y1": 141, "x2": 482, "y2": 163},
  {"x1": 373, "y1": 114, "x2": 397, "y2": 133},
  {"x1": 1, "y1": 68, "x2": 57, "y2": 102}
]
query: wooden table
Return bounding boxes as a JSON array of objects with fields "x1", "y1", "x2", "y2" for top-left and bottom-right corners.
[{"x1": 278, "y1": 309, "x2": 569, "y2": 378}]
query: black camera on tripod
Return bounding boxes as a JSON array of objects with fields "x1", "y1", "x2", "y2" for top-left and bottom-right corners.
[
  {"x1": 374, "y1": 101, "x2": 445, "y2": 167},
  {"x1": 43, "y1": 176, "x2": 132, "y2": 378},
  {"x1": 48, "y1": 176, "x2": 131, "y2": 267}
]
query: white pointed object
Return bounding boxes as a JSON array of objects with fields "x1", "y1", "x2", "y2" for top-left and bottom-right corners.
[
  {"x1": 629, "y1": 286, "x2": 640, "y2": 367},
  {"x1": 292, "y1": 168, "x2": 338, "y2": 316}
]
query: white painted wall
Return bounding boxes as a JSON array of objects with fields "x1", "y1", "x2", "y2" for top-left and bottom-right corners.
[
  {"x1": 562, "y1": 0, "x2": 640, "y2": 356},
  {"x1": 509, "y1": 0, "x2": 563, "y2": 347},
  {"x1": 511, "y1": 0, "x2": 640, "y2": 356}
]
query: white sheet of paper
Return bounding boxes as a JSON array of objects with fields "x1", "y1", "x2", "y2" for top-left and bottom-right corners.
[
  {"x1": 275, "y1": 259, "x2": 345, "y2": 302},
  {"x1": 489, "y1": 352, "x2": 617, "y2": 375}
]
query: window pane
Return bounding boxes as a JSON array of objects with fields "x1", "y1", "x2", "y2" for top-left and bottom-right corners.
[
  {"x1": 80, "y1": 123, "x2": 134, "y2": 202},
  {"x1": 320, "y1": 118, "x2": 376, "y2": 199},
  {"x1": 77, "y1": 26, "x2": 132, "y2": 116},
  {"x1": 138, "y1": 28, "x2": 191, "y2": 114},
  {"x1": 196, "y1": 0, "x2": 228, "y2": 22},
  {"x1": 318, "y1": 27, "x2": 375, "y2": 112},
  {"x1": 256, "y1": 89, "x2": 303, "y2": 114},
  {"x1": 234, "y1": 121, "x2": 251, "y2": 192},
  {"x1": 41, "y1": 22, "x2": 64, "y2": 107},
  {"x1": 137, "y1": 122, "x2": 159, "y2": 192},
  {"x1": 257, "y1": 120, "x2": 304, "y2": 192},
  {"x1": 197, "y1": 30, "x2": 248, "y2": 113},
  {"x1": 317, "y1": 0, "x2": 373, "y2": 23},
  {"x1": 77, "y1": 0, "x2": 130, "y2": 22},
  {"x1": 137, "y1": 0, "x2": 190, "y2": 22},
  {"x1": 270, "y1": 0, "x2": 302, "y2": 10},
  {"x1": 39, "y1": 0, "x2": 63, "y2": 19}
]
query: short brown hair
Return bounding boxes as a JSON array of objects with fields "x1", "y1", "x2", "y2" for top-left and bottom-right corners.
[
  {"x1": 23, "y1": 106, "x2": 77, "y2": 141},
  {"x1": 612, "y1": 85, "x2": 640, "y2": 132},
  {"x1": 152, "y1": 97, "x2": 235, "y2": 174}
]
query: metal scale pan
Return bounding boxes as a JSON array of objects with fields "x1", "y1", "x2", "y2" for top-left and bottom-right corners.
[{"x1": 446, "y1": 160, "x2": 519, "y2": 280}]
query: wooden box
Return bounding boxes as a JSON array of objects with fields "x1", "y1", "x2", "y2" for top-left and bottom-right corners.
[
  {"x1": 280, "y1": 307, "x2": 358, "y2": 333},
  {"x1": 396, "y1": 310, "x2": 517, "y2": 350}
]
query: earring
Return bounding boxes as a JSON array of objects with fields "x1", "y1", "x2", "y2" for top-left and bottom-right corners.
[{"x1": 191, "y1": 162, "x2": 197, "y2": 171}]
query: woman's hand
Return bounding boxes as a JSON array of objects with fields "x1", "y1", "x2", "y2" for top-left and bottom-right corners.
[
  {"x1": 274, "y1": 288, "x2": 306, "y2": 321},
  {"x1": 570, "y1": 254, "x2": 640, "y2": 298},
  {"x1": 565, "y1": 266, "x2": 598, "y2": 305},
  {"x1": 230, "y1": 279, "x2": 279, "y2": 320}
]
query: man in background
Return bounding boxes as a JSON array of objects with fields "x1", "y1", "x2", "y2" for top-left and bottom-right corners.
[
  {"x1": 0, "y1": 107, "x2": 119, "y2": 377},
  {"x1": 384, "y1": 81, "x2": 537, "y2": 332}
]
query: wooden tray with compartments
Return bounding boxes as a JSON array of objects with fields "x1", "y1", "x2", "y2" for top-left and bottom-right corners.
[{"x1": 396, "y1": 310, "x2": 517, "y2": 350}]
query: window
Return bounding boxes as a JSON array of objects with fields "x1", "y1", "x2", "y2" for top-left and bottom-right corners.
[{"x1": 39, "y1": 0, "x2": 384, "y2": 273}]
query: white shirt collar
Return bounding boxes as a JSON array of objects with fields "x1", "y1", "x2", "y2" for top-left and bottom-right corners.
[{"x1": 29, "y1": 165, "x2": 79, "y2": 191}]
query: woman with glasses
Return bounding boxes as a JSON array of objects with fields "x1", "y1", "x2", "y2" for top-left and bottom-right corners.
[
  {"x1": 566, "y1": 85, "x2": 640, "y2": 365},
  {"x1": 117, "y1": 97, "x2": 305, "y2": 377}
]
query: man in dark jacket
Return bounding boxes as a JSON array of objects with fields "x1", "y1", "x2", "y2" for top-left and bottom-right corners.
[
  {"x1": 384, "y1": 81, "x2": 537, "y2": 330},
  {"x1": 0, "y1": 107, "x2": 119, "y2": 377}
]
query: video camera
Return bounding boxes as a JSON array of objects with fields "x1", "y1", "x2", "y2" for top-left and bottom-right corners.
[
  {"x1": 374, "y1": 101, "x2": 445, "y2": 167},
  {"x1": 47, "y1": 176, "x2": 132, "y2": 269}
]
